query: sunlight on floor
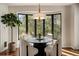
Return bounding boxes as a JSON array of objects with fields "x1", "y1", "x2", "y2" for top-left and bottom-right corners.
[
  {"x1": 62, "y1": 49, "x2": 79, "y2": 56},
  {"x1": 62, "y1": 52, "x2": 73, "y2": 56}
]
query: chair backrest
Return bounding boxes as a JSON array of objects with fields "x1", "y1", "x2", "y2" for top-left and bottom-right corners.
[
  {"x1": 46, "y1": 33, "x2": 52, "y2": 39},
  {"x1": 20, "y1": 39, "x2": 27, "y2": 56},
  {"x1": 28, "y1": 44, "x2": 38, "y2": 56},
  {"x1": 45, "y1": 40, "x2": 57, "y2": 56},
  {"x1": 20, "y1": 39, "x2": 38, "y2": 56}
]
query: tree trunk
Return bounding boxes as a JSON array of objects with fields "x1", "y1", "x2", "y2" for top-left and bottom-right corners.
[
  {"x1": 8, "y1": 27, "x2": 16, "y2": 52},
  {"x1": 11, "y1": 27, "x2": 13, "y2": 42}
]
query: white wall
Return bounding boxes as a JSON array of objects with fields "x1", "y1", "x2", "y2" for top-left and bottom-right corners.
[
  {"x1": 62, "y1": 3, "x2": 79, "y2": 49},
  {"x1": 62, "y1": 5, "x2": 72, "y2": 47},
  {"x1": 70, "y1": 4, "x2": 79, "y2": 49},
  {"x1": 0, "y1": 4, "x2": 8, "y2": 52}
]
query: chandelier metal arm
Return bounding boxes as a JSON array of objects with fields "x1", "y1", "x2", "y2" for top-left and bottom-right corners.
[{"x1": 39, "y1": 3, "x2": 40, "y2": 13}]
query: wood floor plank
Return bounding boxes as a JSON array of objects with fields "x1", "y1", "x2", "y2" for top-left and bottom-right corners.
[
  {"x1": 0, "y1": 48, "x2": 79, "y2": 56},
  {"x1": 62, "y1": 48, "x2": 79, "y2": 56}
]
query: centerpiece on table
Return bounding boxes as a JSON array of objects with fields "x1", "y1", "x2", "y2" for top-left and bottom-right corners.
[
  {"x1": 37, "y1": 33, "x2": 44, "y2": 42},
  {"x1": 36, "y1": 19, "x2": 44, "y2": 41}
]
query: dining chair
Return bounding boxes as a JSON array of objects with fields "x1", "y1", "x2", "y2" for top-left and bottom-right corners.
[
  {"x1": 20, "y1": 39, "x2": 38, "y2": 56},
  {"x1": 45, "y1": 40, "x2": 57, "y2": 56},
  {"x1": 28, "y1": 43, "x2": 38, "y2": 56},
  {"x1": 20, "y1": 39, "x2": 27, "y2": 56}
]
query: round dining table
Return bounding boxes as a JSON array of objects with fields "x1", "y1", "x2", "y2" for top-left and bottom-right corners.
[{"x1": 24, "y1": 36, "x2": 53, "y2": 56}]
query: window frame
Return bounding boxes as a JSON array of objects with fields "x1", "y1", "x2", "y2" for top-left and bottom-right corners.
[
  {"x1": 46, "y1": 13, "x2": 62, "y2": 39},
  {"x1": 18, "y1": 13, "x2": 62, "y2": 40}
]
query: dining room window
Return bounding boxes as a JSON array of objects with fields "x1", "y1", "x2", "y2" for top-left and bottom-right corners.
[
  {"x1": 46, "y1": 14, "x2": 61, "y2": 39},
  {"x1": 28, "y1": 15, "x2": 34, "y2": 36},
  {"x1": 18, "y1": 14, "x2": 34, "y2": 39},
  {"x1": 53, "y1": 14, "x2": 61, "y2": 39},
  {"x1": 18, "y1": 14, "x2": 26, "y2": 39},
  {"x1": 18, "y1": 13, "x2": 61, "y2": 39},
  {"x1": 37, "y1": 20, "x2": 43, "y2": 38},
  {"x1": 45, "y1": 15, "x2": 52, "y2": 36}
]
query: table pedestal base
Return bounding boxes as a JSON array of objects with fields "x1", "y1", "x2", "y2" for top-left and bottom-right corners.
[{"x1": 34, "y1": 43, "x2": 46, "y2": 56}]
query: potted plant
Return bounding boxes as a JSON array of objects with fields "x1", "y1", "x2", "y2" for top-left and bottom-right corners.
[{"x1": 1, "y1": 13, "x2": 22, "y2": 52}]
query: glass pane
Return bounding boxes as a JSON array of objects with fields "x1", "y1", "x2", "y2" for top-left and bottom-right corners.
[
  {"x1": 54, "y1": 15, "x2": 61, "y2": 39},
  {"x1": 37, "y1": 20, "x2": 43, "y2": 38},
  {"x1": 28, "y1": 15, "x2": 34, "y2": 36},
  {"x1": 45, "y1": 16, "x2": 52, "y2": 36},
  {"x1": 19, "y1": 15, "x2": 26, "y2": 39}
]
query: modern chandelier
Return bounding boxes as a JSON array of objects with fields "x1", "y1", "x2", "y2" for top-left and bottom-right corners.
[{"x1": 33, "y1": 3, "x2": 45, "y2": 20}]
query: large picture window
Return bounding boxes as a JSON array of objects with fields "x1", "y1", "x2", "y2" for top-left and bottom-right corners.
[
  {"x1": 18, "y1": 14, "x2": 26, "y2": 39},
  {"x1": 28, "y1": 15, "x2": 34, "y2": 36},
  {"x1": 46, "y1": 14, "x2": 61, "y2": 39},
  {"x1": 53, "y1": 14, "x2": 61, "y2": 39},
  {"x1": 45, "y1": 16, "x2": 52, "y2": 36},
  {"x1": 37, "y1": 20, "x2": 43, "y2": 38},
  {"x1": 18, "y1": 13, "x2": 61, "y2": 40}
]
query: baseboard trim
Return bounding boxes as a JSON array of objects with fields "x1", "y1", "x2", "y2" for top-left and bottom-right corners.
[
  {"x1": 62, "y1": 47, "x2": 72, "y2": 49},
  {"x1": 62, "y1": 47, "x2": 79, "y2": 51},
  {"x1": 0, "y1": 47, "x2": 8, "y2": 53}
]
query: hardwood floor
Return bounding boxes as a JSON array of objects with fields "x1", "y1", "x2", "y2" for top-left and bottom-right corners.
[
  {"x1": 0, "y1": 48, "x2": 20, "y2": 56},
  {"x1": 62, "y1": 48, "x2": 79, "y2": 56},
  {"x1": 0, "y1": 48, "x2": 79, "y2": 56}
]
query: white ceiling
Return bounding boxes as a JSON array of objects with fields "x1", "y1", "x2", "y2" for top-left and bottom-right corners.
[{"x1": 4, "y1": 3, "x2": 74, "y2": 6}]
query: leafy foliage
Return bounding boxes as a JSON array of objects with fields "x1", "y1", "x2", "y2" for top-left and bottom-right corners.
[{"x1": 1, "y1": 13, "x2": 22, "y2": 27}]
